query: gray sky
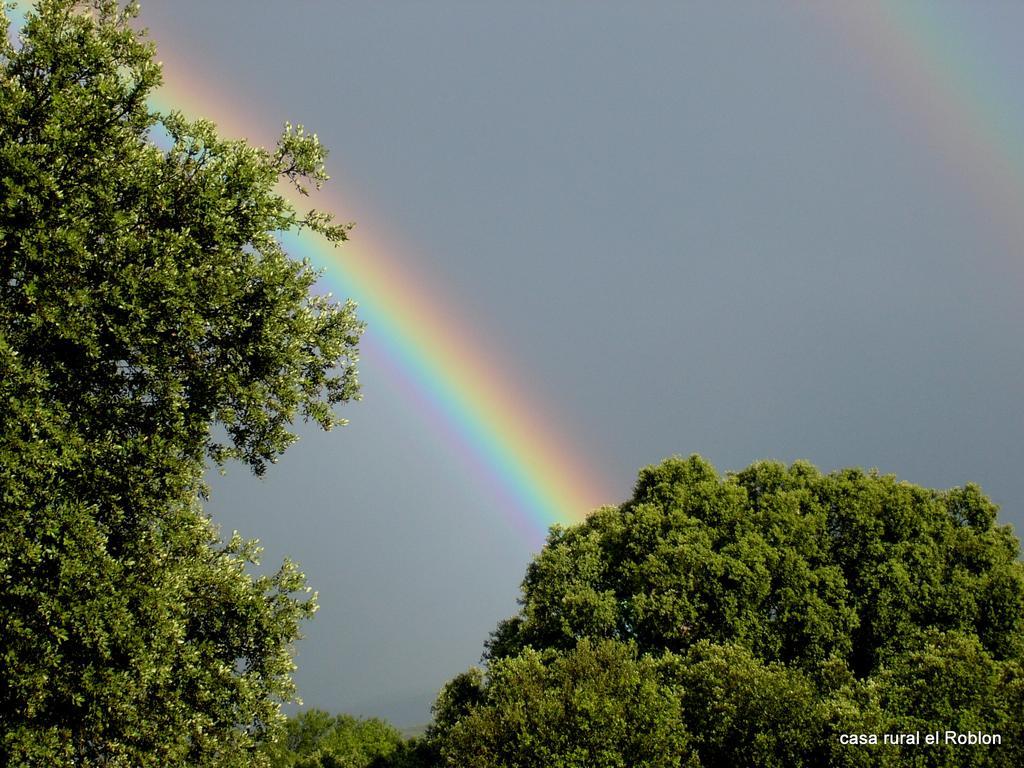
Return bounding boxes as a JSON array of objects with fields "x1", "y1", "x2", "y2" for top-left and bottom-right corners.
[{"x1": 133, "y1": 2, "x2": 1024, "y2": 726}]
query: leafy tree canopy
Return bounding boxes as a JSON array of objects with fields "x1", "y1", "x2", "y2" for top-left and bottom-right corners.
[
  {"x1": 432, "y1": 455, "x2": 1024, "y2": 767},
  {"x1": 0, "y1": 2, "x2": 362, "y2": 765},
  {"x1": 264, "y1": 710, "x2": 406, "y2": 768},
  {"x1": 432, "y1": 639, "x2": 695, "y2": 768}
]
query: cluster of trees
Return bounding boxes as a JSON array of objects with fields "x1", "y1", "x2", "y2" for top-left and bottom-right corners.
[
  {"x1": 260, "y1": 710, "x2": 419, "y2": 768},
  {"x1": 276, "y1": 455, "x2": 1024, "y2": 768},
  {"x1": 4, "y1": 3, "x2": 1024, "y2": 768},
  {"x1": 422, "y1": 456, "x2": 1024, "y2": 767},
  {"x1": 2, "y1": 2, "x2": 361, "y2": 766}
]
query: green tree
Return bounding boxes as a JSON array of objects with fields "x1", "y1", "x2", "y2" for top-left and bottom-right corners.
[
  {"x1": 432, "y1": 639, "x2": 695, "y2": 768},
  {"x1": 434, "y1": 455, "x2": 1024, "y2": 767},
  {"x1": 263, "y1": 710, "x2": 407, "y2": 768},
  {"x1": 0, "y1": 1, "x2": 362, "y2": 765}
]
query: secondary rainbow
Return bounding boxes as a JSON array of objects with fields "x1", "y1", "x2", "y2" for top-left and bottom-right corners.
[{"x1": 817, "y1": 3, "x2": 1024, "y2": 271}]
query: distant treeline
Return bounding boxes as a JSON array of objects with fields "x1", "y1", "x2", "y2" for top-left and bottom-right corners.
[{"x1": 264, "y1": 711, "x2": 430, "y2": 768}]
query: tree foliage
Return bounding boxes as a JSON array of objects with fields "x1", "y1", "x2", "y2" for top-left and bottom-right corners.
[
  {"x1": 0, "y1": 1, "x2": 362, "y2": 765},
  {"x1": 431, "y1": 455, "x2": 1024, "y2": 767},
  {"x1": 264, "y1": 710, "x2": 406, "y2": 768},
  {"x1": 431, "y1": 639, "x2": 695, "y2": 768}
]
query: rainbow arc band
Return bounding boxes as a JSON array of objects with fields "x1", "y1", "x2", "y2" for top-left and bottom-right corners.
[
  {"x1": 8, "y1": 1, "x2": 609, "y2": 543},
  {"x1": 12, "y1": 2, "x2": 1022, "y2": 540}
]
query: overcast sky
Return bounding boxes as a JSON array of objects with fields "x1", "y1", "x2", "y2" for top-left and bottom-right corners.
[{"x1": 128, "y1": 2, "x2": 1024, "y2": 726}]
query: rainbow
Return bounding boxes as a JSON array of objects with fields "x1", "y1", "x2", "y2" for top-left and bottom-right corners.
[
  {"x1": 147, "y1": 72, "x2": 615, "y2": 544},
  {"x1": 816, "y1": 3, "x2": 1024, "y2": 268},
  {"x1": 8, "y1": 1, "x2": 613, "y2": 542},
  {"x1": 140, "y1": 3, "x2": 1024, "y2": 541},
  {"x1": 9, "y1": 3, "x2": 1022, "y2": 540}
]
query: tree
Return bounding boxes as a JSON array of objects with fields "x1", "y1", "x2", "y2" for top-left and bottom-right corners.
[
  {"x1": 0, "y1": 1, "x2": 362, "y2": 765},
  {"x1": 431, "y1": 455, "x2": 1024, "y2": 767},
  {"x1": 263, "y1": 710, "x2": 407, "y2": 768},
  {"x1": 430, "y1": 639, "x2": 695, "y2": 768}
]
